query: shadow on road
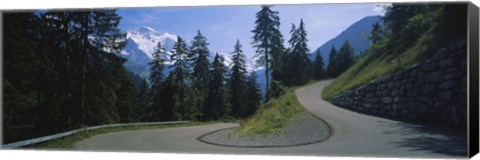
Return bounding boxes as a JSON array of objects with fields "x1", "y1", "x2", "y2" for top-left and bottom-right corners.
[{"x1": 379, "y1": 120, "x2": 467, "y2": 157}]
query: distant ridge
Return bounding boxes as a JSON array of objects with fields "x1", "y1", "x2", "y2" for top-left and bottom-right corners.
[{"x1": 310, "y1": 16, "x2": 382, "y2": 65}]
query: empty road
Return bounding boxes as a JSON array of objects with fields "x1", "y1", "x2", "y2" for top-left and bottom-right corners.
[{"x1": 74, "y1": 81, "x2": 467, "y2": 158}]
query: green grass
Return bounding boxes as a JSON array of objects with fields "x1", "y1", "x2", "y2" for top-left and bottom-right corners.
[
  {"x1": 322, "y1": 29, "x2": 436, "y2": 100},
  {"x1": 233, "y1": 86, "x2": 310, "y2": 136},
  {"x1": 27, "y1": 121, "x2": 219, "y2": 149}
]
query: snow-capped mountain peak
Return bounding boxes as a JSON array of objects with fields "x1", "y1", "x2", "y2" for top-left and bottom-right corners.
[
  {"x1": 159, "y1": 32, "x2": 178, "y2": 42},
  {"x1": 138, "y1": 26, "x2": 156, "y2": 33},
  {"x1": 123, "y1": 27, "x2": 178, "y2": 61}
]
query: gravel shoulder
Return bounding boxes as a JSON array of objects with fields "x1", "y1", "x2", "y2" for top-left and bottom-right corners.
[{"x1": 198, "y1": 113, "x2": 331, "y2": 147}]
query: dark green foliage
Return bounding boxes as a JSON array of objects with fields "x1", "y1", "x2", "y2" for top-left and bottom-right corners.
[
  {"x1": 327, "y1": 40, "x2": 355, "y2": 78},
  {"x1": 152, "y1": 77, "x2": 176, "y2": 121},
  {"x1": 369, "y1": 22, "x2": 383, "y2": 44},
  {"x1": 203, "y1": 54, "x2": 228, "y2": 120},
  {"x1": 337, "y1": 40, "x2": 356, "y2": 74},
  {"x1": 149, "y1": 42, "x2": 166, "y2": 94},
  {"x1": 323, "y1": 4, "x2": 468, "y2": 99},
  {"x1": 190, "y1": 30, "x2": 211, "y2": 118},
  {"x1": 113, "y1": 60, "x2": 140, "y2": 123},
  {"x1": 168, "y1": 36, "x2": 200, "y2": 120},
  {"x1": 327, "y1": 46, "x2": 339, "y2": 78},
  {"x1": 285, "y1": 19, "x2": 312, "y2": 86},
  {"x1": 382, "y1": 4, "x2": 442, "y2": 55},
  {"x1": 190, "y1": 30, "x2": 211, "y2": 93},
  {"x1": 367, "y1": 4, "x2": 468, "y2": 61},
  {"x1": 228, "y1": 40, "x2": 248, "y2": 117},
  {"x1": 2, "y1": 10, "x2": 145, "y2": 143},
  {"x1": 436, "y1": 4, "x2": 467, "y2": 45},
  {"x1": 251, "y1": 6, "x2": 285, "y2": 101},
  {"x1": 148, "y1": 42, "x2": 167, "y2": 121},
  {"x1": 313, "y1": 50, "x2": 327, "y2": 80},
  {"x1": 245, "y1": 72, "x2": 262, "y2": 116},
  {"x1": 3, "y1": 13, "x2": 52, "y2": 142},
  {"x1": 136, "y1": 80, "x2": 151, "y2": 122}
]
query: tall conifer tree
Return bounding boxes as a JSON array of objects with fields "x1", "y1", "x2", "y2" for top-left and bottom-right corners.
[
  {"x1": 245, "y1": 71, "x2": 262, "y2": 117},
  {"x1": 149, "y1": 42, "x2": 167, "y2": 94},
  {"x1": 251, "y1": 6, "x2": 284, "y2": 101},
  {"x1": 204, "y1": 54, "x2": 228, "y2": 120},
  {"x1": 190, "y1": 30, "x2": 211, "y2": 93},
  {"x1": 313, "y1": 50, "x2": 327, "y2": 80},
  {"x1": 169, "y1": 36, "x2": 199, "y2": 120},
  {"x1": 327, "y1": 46, "x2": 338, "y2": 77},
  {"x1": 286, "y1": 19, "x2": 311, "y2": 85},
  {"x1": 229, "y1": 39, "x2": 248, "y2": 117}
]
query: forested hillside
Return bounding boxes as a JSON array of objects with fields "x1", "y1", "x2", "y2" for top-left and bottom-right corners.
[
  {"x1": 3, "y1": 10, "x2": 262, "y2": 143},
  {"x1": 3, "y1": 11, "x2": 150, "y2": 143},
  {"x1": 3, "y1": 5, "x2": 380, "y2": 144},
  {"x1": 310, "y1": 16, "x2": 381, "y2": 65},
  {"x1": 322, "y1": 4, "x2": 467, "y2": 99}
]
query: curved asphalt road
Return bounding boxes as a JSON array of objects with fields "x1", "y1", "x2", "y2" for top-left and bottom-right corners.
[{"x1": 74, "y1": 81, "x2": 467, "y2": 158}]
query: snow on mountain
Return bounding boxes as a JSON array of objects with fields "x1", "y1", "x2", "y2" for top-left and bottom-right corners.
[
  {"x1": 120, "y1": 26, "x2": 263, "y2": 93},
  {"x1": 210, "y1": 51, "x2": 256, "y2": 72},
  {"x1": 123, "y1": 26, "x2": 178, "y2": 63}
]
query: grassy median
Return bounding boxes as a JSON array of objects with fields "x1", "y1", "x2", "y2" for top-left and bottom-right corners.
[{"x1": 233, "y1": 84, "x2": 315, "y2": 136}]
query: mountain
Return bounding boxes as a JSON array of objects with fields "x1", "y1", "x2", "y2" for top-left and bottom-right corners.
[
  {"x1": 310, "y1": 16, "x2": 382, "y2": 65},
  {"x1": 120, "y1": 27, "x2": 179, "y2": 79},
  {"x1": 120, "y1": 27, "x2": 256, "y2": 80},
  {"x1": 120, "y1": 15, "x2": 380, "y2": 96},
  {"x1": 121, "y1": 26, "x2": 177, "y2": 65}
]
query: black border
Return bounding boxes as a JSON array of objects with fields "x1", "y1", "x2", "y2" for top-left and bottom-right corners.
[{"x1": 468, "y1": 2, "x2": 479, "y2": 158}]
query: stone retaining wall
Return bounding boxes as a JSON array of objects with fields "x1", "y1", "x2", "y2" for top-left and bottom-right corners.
[{"x1": 330, "y1": 39, "x2": 467, "y2": 127}]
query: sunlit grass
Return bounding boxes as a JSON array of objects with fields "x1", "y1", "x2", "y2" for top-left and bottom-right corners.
[
  {"x1": 322, "y1": 30, "x2": 436, "y2": 100},
  {"x1": 233, "y1": 86, "x2": 311, "y2": 136}
]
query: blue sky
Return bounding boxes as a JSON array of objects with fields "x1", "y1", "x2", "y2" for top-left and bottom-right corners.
[{"x1": 117, "y1": 3, "x2": 386, "y2": 60}]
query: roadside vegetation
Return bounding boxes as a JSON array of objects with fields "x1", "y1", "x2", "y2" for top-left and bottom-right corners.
[
  {"x1": 322, "y1": 4, "x2": 467, "y2": 99},
  {"x1": 28, "y1": 121, "x2": 219, "y2": 149},
  {"x1": 233, "y1": 82, "x2": 319, "y2": 136},
  {"x1": 4, "y1": 6, "x2": 328, "y2": 144}
]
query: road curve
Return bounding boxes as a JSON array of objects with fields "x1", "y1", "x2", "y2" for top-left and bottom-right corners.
[{"x1": 74, "y1": 80, "x2": 467, "y2": 158}]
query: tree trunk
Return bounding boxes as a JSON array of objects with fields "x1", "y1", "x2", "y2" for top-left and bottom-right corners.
[{"x1": 265, "y1": 45, "x2": 270, "y2": 101}]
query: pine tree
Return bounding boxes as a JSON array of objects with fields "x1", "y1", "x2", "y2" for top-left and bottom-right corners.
[
  {"x1": 313, "y1": 50, "x2": 326, "y2": 80},
  {"x1": 3, "y1": 12, "x2": 58, "y2": 142},
  {"x1": 245, "y1": 71, "x2": 262, "y2": 117},
  {"x1": 369, "y1": 22, "x2": 382, "y2": 44},
  {"x1": 204, "y1": 53, "x2": 228, "y2": 120},
  {"x1": 136, "y1": 79, "x2": 151, "y2": 122},
  {"x1": 189, "y1": 30, "x2": 211, "y2": 118},
  {"x1": 154, "y1": 77, "x2": 176, "y2": 121},
  {"x1": 3, "y1": 9, "x2": 146, "y2": 143},
  {"x1": 337, "y1": 40, "x2": 355, "y2": 75},
  {"x1": 169, "y1": 36, "x2": 199, "y2": 120},
  {"x1": 113, "y1": 59, "x2": 139, "y2": 123},
  {"x1": 149, "y1": 42, "x2": 166, "y2": 95},
  {"x1": 326, "y1": 41, "x2": 355, "y2": 78},
  {"x1": 229, "y1": 39, "x2": 248, "y2": 117},
  {"x1": 252, "y1": 6, "x2": 284, "y2": 101},
  {"x1": 190, "y1": 30, "x2": 211, "y2": 93},
  {"x1": 148, "y1": 42, "x2": 167, "y2": 121},
  {"x1": 286, "y1": 19, "x2": 311, "y2": 85},
  {"x1": 327, "y1": 46, "x2": 338, "y2": 77}
]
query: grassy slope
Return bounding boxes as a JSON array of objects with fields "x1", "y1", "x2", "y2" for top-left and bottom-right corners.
[
  {"x1": 28, "y1": 121, "x2": 219, "y2": 149},
  {"x1": 234, "y1": 82, "x2": 318, "y2": 136},
  {"x1": 322, "y1": 29, "x2": 436, "y2": 100}
]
